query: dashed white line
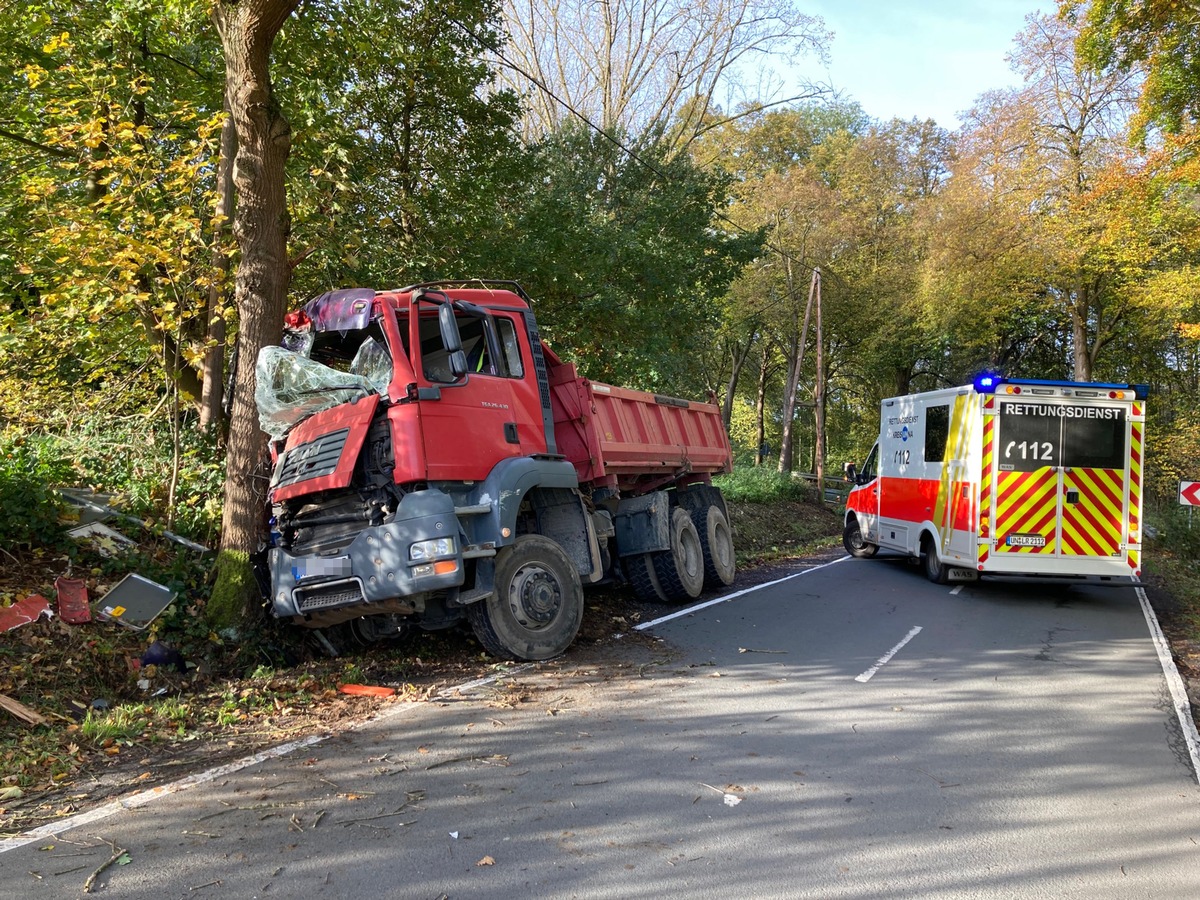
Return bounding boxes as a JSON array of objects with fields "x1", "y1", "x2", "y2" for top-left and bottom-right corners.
[{"x1": 855, "y1": 626, "x2": 923, "y2": 683}]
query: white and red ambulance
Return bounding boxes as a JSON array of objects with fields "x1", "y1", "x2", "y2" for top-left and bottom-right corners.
[{"x1": 843, "y1": 375, "x2": 1147, "y2": 583}]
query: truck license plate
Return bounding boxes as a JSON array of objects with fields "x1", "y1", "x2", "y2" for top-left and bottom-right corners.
[
  {"x1": 292, "y1": 557, "x2": 352, "y2": 581},
  {"x1": 1005, "y1": 533, "x2": 1046, "y2": 547}
]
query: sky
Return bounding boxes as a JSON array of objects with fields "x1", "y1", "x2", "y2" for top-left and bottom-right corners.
[{"x1": 783, "y1": 1, "x2": 1049, "y2": 129}]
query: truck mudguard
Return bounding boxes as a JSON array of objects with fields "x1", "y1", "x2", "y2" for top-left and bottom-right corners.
[{"x1": 613, "y1": 491, "x2": 671, "y2": 556}]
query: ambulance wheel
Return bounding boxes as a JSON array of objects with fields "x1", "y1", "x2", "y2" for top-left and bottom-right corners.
[
  {"x1": 692, "y1": 504, "x2": 737, "y2": 588},
  {"x1": 625, "y1": 552, "x2": 670, "y2": 602},
  {"x1": 921, "y1": 536, "x2": 949, "y2": 585},
  {"x1": 651, "y1": 507, "x2": 706, "y2": 601},
  {"x1": 843, "y1": 518, "x2": 877, "y2": 559},
  {"x1": 467, "y1": 535, "x2": 583, "y2": 661}
]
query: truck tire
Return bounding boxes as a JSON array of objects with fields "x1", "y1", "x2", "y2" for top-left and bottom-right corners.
[
  {"x1": 843, "y1": 517, "x2": 878, "y2": 559},
  {"x1": 692, "y1": 504, "x2": 736, "y2": 588},
  {"x1": 651, "y1": 507, "x2": 705, "y2": 601},
  {"x1": 467, "y1": 535, "x2": 584, "y2": 661},
  {"x1": 921, "y1": 535, "x2": 949, "y2": 585},
  {"x1": 626, "y1": 552, "x2": 670, "y2": 602}
]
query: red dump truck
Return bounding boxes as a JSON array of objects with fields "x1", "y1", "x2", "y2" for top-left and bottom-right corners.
[{"x1": 255, "y1": 281, "x2": 736, "y2": 660}]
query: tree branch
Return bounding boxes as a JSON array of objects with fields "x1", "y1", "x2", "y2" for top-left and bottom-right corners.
[{"x1": 0, "y1": 126, "x2": 74, "y2": 159}]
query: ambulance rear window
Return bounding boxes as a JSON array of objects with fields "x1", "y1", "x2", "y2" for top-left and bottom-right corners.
[{"x1": 1063, "y1": 412, "x2": 1125, "y2": 470}]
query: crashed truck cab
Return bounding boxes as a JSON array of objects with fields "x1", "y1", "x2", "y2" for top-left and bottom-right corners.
[{"x1": 257, "y1": 285, "x2": 582, "y2": 636}]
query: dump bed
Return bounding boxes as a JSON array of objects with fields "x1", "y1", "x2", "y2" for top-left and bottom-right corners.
[{"x1": 548, "y1": 359, "x2": 732, "y2": 491}]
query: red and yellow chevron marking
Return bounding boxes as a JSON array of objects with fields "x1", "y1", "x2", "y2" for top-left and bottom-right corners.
[
  {"x1": 979, "y1": 414, "x2": 994, "y2": 538},
  {"x1": 1128, "y1": 419, "x2": 1143, "y2": 572},
  {"x1": 1060, "y1": 468, "x2": 1122, "y2": 557},
  {"x1": 994, "y1": 468, "x2": 1058, "y2": 553}
]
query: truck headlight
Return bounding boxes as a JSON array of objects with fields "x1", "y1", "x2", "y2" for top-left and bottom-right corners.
[{"x1": 410, "y1": 537, "x2": 456, "y2": 561}]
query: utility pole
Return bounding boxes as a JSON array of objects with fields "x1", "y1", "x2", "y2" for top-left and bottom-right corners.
[{"x1": 813, "y1": 268, "x2": 825, "y2": 504}]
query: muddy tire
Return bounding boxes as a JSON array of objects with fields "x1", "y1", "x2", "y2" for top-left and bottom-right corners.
[
  {"x1": 692, "y1": 504, "x2": 736, "y2": 588},
  {"x1": 921, "y1": 535, "x2": 949, "y2": 585},
  {"x1": 651, "y1": 507, "x2": 705, "y2": 601},
  {"x1": 467, "y1": 535, "x2": 583, "y2": 660},
  {"x1": 843, "y1": 517, "x2": 878, "y2": 559},
  {"x1": 625, "y1": 552, "x2": 670, "y2": 602}
]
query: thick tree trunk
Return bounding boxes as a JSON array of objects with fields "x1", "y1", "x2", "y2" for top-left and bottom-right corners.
[
  {"x1": 200, "y1": 110, "x2": 237, "y2": 431},
  {"x1": 208, "y1": 0, "x2": 300, "y2": 629},
  {"x1": 1072, "y1": 280, "x2": 1092, "y2": 381}
]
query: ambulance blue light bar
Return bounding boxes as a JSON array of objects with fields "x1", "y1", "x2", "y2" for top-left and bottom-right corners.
[{"x1": 971, "y1": 372, "x2": 1149, "y2": 401}]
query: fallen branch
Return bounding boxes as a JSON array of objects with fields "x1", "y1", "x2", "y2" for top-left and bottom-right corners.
[{"x1": 82, "y1": 839, "x2": 127, "y2": 893}]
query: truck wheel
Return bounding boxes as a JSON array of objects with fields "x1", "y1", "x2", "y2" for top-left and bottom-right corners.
[
  {"x1": 921, "y1": 535, "x2": 949, "y2": 585},
  {"x1": 467, "y1": 535, "x2": 584, "y2": 661},
  {"x1": 625, "y1": 552, "x2": 670, "y2": 602},
  {"x1": 651, "y1": 507, "x2": 705, "y2": 601},
  {"x1": 693, "y1": 504, "x2": 736, "y2": 588},
  {"x1": 843, "y1": 518, "x2": 878, "y2": 559}
]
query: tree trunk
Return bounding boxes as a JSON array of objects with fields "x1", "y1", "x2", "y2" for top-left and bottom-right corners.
[
  {"x1": 200, "y1": 109, "x2": 237, "y2": 431},
  {"x1": 754, "y1": 343, "x2": 771, "y2": 467},
  {"x1": 721, "y1": 329, "x2": 756, "y2": 432},
  {"x1": 1072, "y1": 280, "x2": 1091, "y2": 381},
  {"x1": 208, "y1": 0, "x2": 300, "y2": 630}
]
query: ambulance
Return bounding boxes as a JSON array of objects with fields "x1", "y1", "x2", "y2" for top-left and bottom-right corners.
[{"x1": 842, "y1": 375, "x2": 1147, "y2": 584}]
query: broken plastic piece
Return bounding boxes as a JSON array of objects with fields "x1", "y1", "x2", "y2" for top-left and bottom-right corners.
[
  {"x1": 54, "y1": 576, "x2": 92, "y2": 624},
  {"x1": 0, "y1": 594, "x2": 51, "y2": 632},
  {"x1": 94, "y1": 574, "x2": 177, "y2": 631},
  {"x1": 338, "y1": 684, "x2": 397, "y2": 698},
  {"x1": 68, "y1": 521, "x2": 136, "y2": 557}
]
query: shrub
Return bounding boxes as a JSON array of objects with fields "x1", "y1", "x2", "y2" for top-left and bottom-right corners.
[
  {"x1": 0, "y1": 430, "x2": 72, "y2": 549},
  {"x1": 714, "y1": 465, "x2": 814, "y2": 504}
]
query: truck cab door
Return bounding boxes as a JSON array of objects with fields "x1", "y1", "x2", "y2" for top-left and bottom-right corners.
[{"x1": 415, "y1": 307, "x2": 544, "y2": 482}]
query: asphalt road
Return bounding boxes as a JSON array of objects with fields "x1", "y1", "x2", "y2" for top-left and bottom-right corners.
[{"x1": 3, "y1": 553, "x2": 1199, "y2": 898}]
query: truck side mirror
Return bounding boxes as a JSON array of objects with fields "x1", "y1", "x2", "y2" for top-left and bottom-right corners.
[{"x1": 437, "y1": 304, "x2": 469, "y2": 379}]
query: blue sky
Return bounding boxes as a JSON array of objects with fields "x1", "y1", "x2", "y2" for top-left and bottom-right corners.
[{"x1": 786, "y1": 1, "x2": 1048, "y2": 129}]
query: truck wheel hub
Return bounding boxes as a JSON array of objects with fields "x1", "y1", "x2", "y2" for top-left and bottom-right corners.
[{"x1": 509, "y1": 564, "x2": 561, "y2": 626}]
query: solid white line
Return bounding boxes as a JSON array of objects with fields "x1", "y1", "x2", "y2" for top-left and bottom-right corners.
[
  {"x1": 634, "y1": 556, "x2": 852, "y2": 631},
  {"x1": 855, "y1": 626, "x2": 923, "y2": 683},
  {"x1": 1135, "y1": 586, "x2": 1200, "y2": 784},
  {"x1": 0, "y1": 662, "x2": 527, "y2": 854}
]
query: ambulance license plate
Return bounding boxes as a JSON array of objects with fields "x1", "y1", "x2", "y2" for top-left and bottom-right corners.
[{"x1": 1005, "y1": 533, "x2": 1046, "y2": 547}]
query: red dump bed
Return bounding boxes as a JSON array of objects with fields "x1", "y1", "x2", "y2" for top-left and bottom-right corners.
[{"x1": 548, "y1": 359, "x2": 732, "y2": 492}]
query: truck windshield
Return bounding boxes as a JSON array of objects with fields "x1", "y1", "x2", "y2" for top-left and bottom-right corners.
[{"x1": 255, "y1": 330, "x2": 396, "y2": 440}]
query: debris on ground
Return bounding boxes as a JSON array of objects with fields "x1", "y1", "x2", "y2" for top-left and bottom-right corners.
[
  {"x1": 94, "y1": 574, "x2": 178, "y2": 631},
  {"x1": 0, "y1": 594, "x2": 51, "y2": 632},
  {"x1": 0, "y1": 693, "x2": 47, "y2": 726}
]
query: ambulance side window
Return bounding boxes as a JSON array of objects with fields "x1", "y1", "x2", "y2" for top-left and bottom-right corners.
[
  {"x1": 860, "y1": 444, "x2": 878, "y2": 482},
  {"x1": 925, "y1": 405, "x2": 949, "y2": 462}
]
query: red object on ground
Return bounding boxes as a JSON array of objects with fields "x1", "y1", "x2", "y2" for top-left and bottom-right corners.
[
  {"x1": 337, "y1": 683, "x2": 397, "y2": 698},
  {"x1": 0, "y1": 594, "x2": 52, "y2": 632},
  {"x1": 54, "y1": 576, "x2": 92, "y2": 624}
]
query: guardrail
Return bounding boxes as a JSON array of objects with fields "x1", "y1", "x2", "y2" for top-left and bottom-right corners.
[{"x1": 791, "y1": 471, "x2": 851, "y2": 505}]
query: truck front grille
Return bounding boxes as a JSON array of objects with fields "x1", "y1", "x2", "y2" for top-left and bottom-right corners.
[
  {"x1": 295, "y1": 579, "x2": 365, "y2": 612},
  {"x1": 274, "y1": 428, "x2": 350, "y2": 491}
]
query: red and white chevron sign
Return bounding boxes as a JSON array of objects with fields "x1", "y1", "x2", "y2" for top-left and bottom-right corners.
[{"x1": 1181, "y1": 481, "x2": 1200, "y2": 506}]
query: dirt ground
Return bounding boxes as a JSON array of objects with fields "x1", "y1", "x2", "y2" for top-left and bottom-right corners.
[{"x1": 2, "y1": 499, "x2": 1197, "y2": 838}]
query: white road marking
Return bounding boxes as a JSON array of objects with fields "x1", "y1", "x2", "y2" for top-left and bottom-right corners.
[
  {"x1": 950, "y1": 585, "x2": 964, "y2": 595},
  {"x1": 855, "y1": 626, "x2": 924, "y2": 683},
  {"x1": 1136, "y1": 586, "x2": 1200, "y2": 784},
  {"x1": 634, "y1": 556, "x2": 851, "y2": 631},
  {"x1": 0, "y1": 664, "x2": 529, "y2": 853}
]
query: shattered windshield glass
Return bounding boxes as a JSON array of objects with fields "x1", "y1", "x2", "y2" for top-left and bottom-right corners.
[{"x1": 255, "y1": 346, "x2": 373, "y2": 440}]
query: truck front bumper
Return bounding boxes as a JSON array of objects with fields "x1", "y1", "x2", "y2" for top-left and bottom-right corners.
[{"x1": 269, "y1": 489, "x2": 464, "y2": 619}]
